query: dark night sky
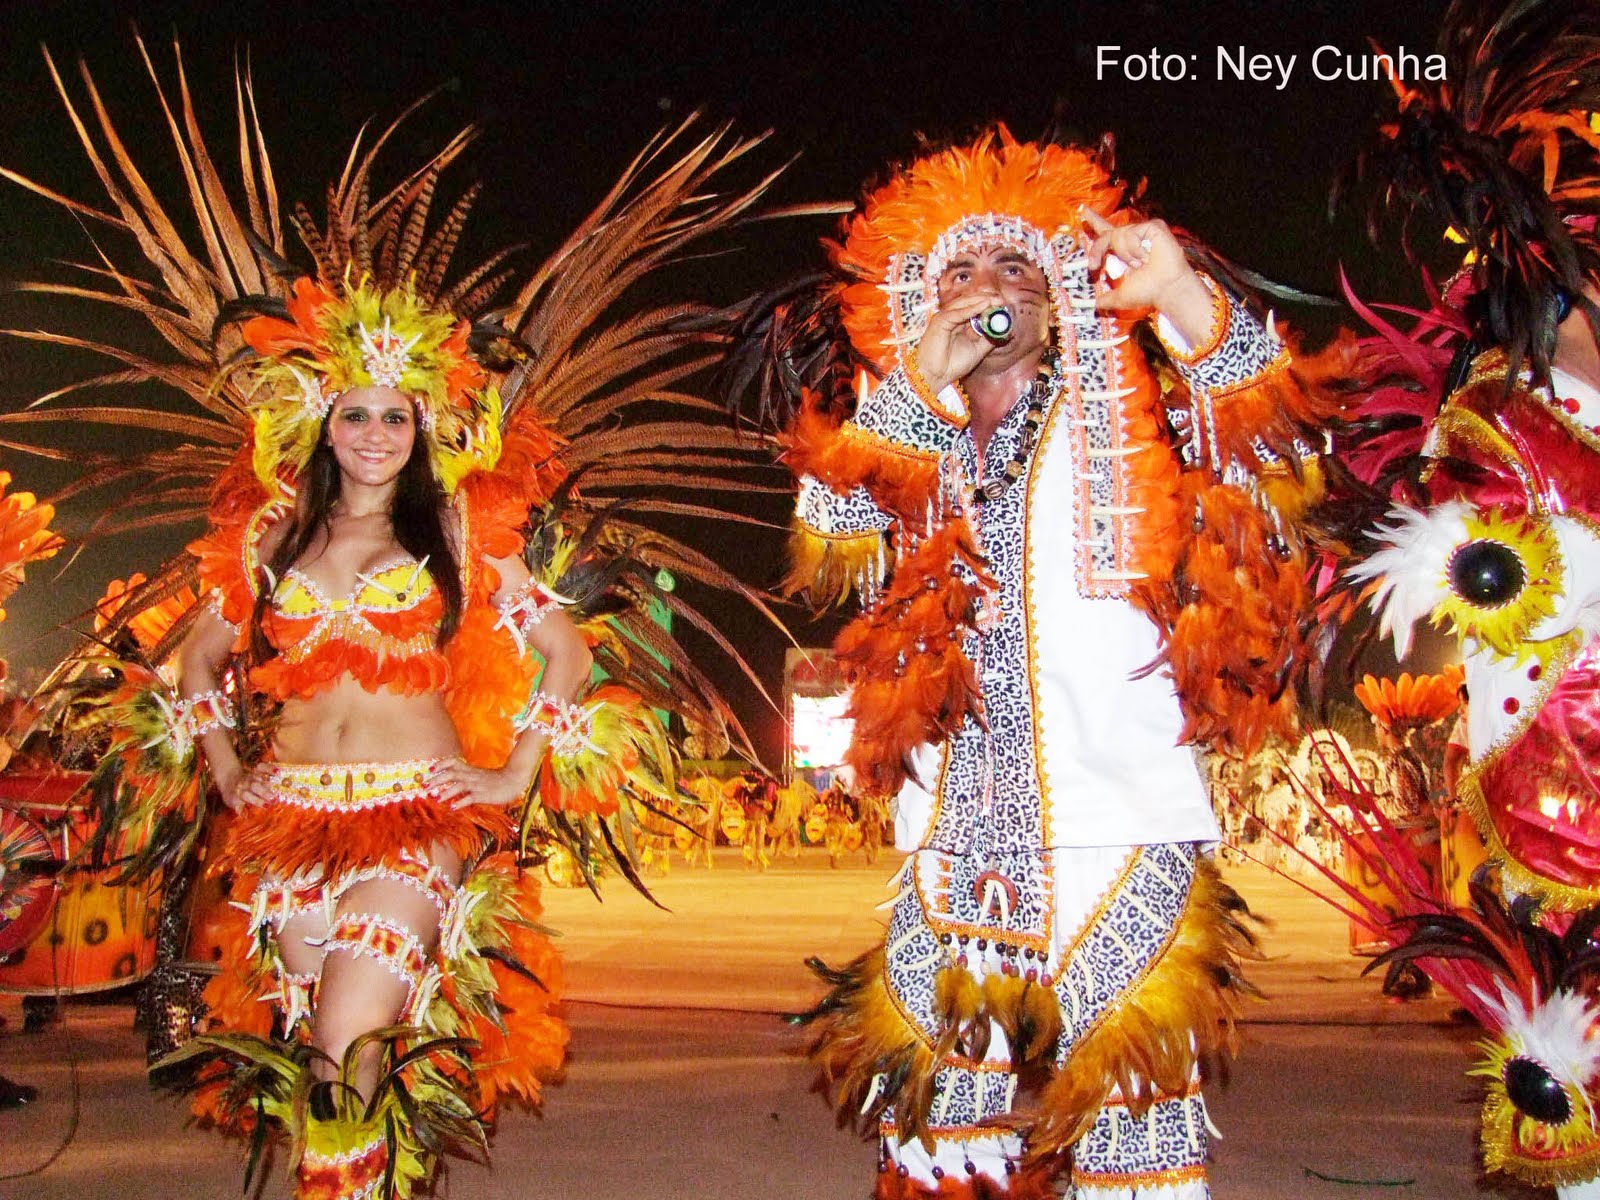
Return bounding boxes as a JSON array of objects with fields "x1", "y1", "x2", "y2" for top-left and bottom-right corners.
[{"x1": 0, "y1": 0, "x2": 1454, "y2": 760}]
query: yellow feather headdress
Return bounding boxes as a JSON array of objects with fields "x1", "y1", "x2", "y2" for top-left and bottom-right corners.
[{"x1": 238, "y1": 276, "x2": 502, "y2": 497}]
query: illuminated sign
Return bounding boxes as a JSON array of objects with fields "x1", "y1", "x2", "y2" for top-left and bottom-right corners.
[{"x1": 790, "y1": 691, "x2": 853, "y2": 769}]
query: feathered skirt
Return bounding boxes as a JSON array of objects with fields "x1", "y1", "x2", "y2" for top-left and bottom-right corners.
[
  {"x1": 225, "y1": 758, "x2": 514, "y2": 881},
  {"x1": 797, "y1": 840, "x2": 1258, "y2": 1197},
  {"x1": 196, "y1": 757, "x2": 568, "y2": 1119}
]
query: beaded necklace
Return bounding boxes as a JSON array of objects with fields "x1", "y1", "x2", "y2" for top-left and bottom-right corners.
[{"x1": 967, "y1": 352, "x2": 1058, "y2": 504}]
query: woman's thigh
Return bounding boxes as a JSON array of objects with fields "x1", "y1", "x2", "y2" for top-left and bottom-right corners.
[{"x1": 311, "y1": 841, "x2": 466, "y2": 1019}]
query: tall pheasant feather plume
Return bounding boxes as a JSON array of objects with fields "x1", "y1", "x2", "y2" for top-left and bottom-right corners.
[{"x1": 1, "y1": 36, "x2": 795, "y2": 763}]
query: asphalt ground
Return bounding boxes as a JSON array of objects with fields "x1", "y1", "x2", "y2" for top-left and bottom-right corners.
[{"x1": 0, "y1": 854, "x2": 1540, "y2": 1199}]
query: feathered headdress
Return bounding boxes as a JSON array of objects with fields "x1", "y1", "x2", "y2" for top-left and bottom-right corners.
[
  {"x1": 4, "y1": 35, "x2": 780, "y2": 732},
  {"x1": 1349, "y1": 0, "x2": 1600, "y2": 389},
  {"x1": 2, "y1": 39, "x2": 799, "y2": 888},
  {"x1": 720, "y1": 129, "x2": 1125, "y2": 428},
  {"x1": 835, "y1": 128, "x2": 1126, "y2": 372},
  {"x1": 236, "y1": 277, "x2": 502, "y2": 498}
]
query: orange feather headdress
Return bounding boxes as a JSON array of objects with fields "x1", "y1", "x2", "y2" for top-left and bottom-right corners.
[
  {"x1": 833, "y1": 129, "x2": 1127, "y2": 372},
  {"x1": 236, "y1": 276, "x2": 502, "y2": 500}
]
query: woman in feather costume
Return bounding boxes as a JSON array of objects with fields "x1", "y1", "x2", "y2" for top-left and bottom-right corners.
[
  {"x1": 2, "y1": 38, "x2": 787, "y2": 1200},
  {"x1": 175, "y1": 279, "x2": 596, "y2": 1200}
]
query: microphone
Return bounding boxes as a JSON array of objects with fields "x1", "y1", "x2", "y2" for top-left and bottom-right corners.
[{"x1": 970, "y1": 306, "x2": 1014, "y2": 344}]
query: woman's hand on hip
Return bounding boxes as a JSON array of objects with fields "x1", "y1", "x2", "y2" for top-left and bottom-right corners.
[
  {"x1": 429, "y1": 758, "x2": 535, "y2": 809},
  {"x1": 220, "y1": 764, "x2": 272, "y2": 813}
]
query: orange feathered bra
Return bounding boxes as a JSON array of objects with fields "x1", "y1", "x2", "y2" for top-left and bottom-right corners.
[
  {"x1": 251, "y1": 539, "x2": 450, "y2": 701},
  {"x1": 190, "y1": 412, "x2": 570, "y2": 768}
]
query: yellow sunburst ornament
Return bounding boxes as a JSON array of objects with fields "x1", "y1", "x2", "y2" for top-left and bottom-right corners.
[
  {"x1": 1472, "y1": 983, "x2": 1600, "y2": 1187},
  {"x1": 1356, "y1": 501, "x2": 1567, "y2": 664},
  {"x1": 1438, "y1": 508, "x2": 1563, "y2": 659}
]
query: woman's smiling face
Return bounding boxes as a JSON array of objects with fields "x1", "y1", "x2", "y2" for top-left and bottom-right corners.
[{"x1": 326, "y1": 386, "x2": 417, "y2": 488}]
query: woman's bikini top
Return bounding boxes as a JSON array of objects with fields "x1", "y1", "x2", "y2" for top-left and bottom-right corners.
[
  {"x1": 192, "y1": 471, "x2": 544, "y2": 762},
  {"x1": 253, "y1": 555, "x2": 449, "y2": 700}
]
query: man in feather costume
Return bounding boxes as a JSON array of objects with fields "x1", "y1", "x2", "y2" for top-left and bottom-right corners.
[
  {"x1": 2, "y1": 40, "x2": 781, "y2": 1200},
  {"x1": 774, "y1": 130, "x2": 1342, "y2": 1198},
  {"x1": 1335, "y1": 2, "x2": 1600, "y2": 1194}
]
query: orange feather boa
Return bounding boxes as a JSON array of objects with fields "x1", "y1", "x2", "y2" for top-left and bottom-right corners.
[
  {"x1": 786, "y1": 329, "x2": 1351, "y2": 777},
  {"x1": 785, "y1": 391, "x2": 994, "y2": 795}
]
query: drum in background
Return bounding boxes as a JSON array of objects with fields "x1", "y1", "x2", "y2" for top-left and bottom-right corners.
[
  {"x1": 1344, "y1": 824, "x2": 1442, "y2": 955},
  {"x1": 0, "y1": 873, "x2": 162, "y2": 994},
  {"x1": 0, "y1": 769, "x2": 159, "y2": 996},
  {"x1": 1438, "y1": 803, "x2": 1490, "y2": 909},
  {"x1": 0, "y1": 807, "x2": 58, "y2": 959}
]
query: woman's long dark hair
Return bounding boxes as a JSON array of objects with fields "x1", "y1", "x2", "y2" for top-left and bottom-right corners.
[{"x1": 248, "y1": 416, "x2": 464, "y2": 664}]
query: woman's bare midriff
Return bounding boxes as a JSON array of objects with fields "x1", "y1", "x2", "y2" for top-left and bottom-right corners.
[{"x1": 270, "y1": 677, "x2": 463, "y2": 764}]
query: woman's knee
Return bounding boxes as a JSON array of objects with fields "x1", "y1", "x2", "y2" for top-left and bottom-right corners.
[{"x1": 310, "y1": 952, "x2": 410, "y2": 1061}]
